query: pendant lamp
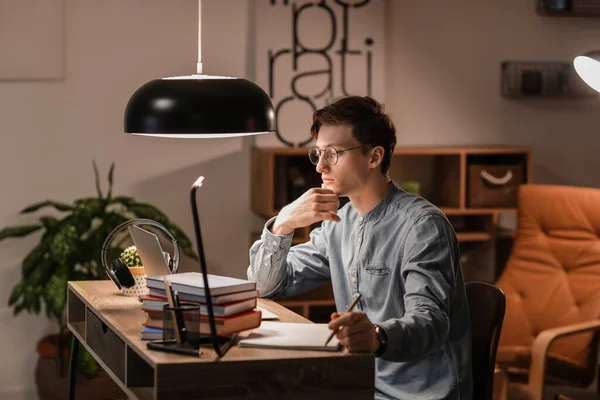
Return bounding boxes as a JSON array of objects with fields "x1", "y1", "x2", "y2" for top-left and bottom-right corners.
[
  {"x1": 574, "y1": 51, "x2": 600, "y2": 94},
  {"x1": 123, "y1": 1, "x2": 275, "y2": 358},
  {"x1": 124, "y1": 1, "x2": 276, "y2": 137}
]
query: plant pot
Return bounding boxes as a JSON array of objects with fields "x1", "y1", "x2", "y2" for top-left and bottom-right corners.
[
  {"x1": 35, "y1": 334, "x2": 126, "y2": 400},
  {"x1": 121, "y1": 266, "x2": 148, "y2": 297}
]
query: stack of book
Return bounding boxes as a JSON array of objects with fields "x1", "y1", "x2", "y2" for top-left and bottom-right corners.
[{"x1": 140, "y1": 272, "x2": 261, "y2": 340}]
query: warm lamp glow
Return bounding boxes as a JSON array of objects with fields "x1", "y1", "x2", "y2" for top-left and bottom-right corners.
[{"x1": 574, "y1": 52, "x2": 600, "y2": 94}]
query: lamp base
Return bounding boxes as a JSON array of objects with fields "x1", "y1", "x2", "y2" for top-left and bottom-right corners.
[
  {"x1": 147, "y1": 334, "x2": 237, "y2": 358},
  {"x1": 198, "y1": 333, "x2": 237, "y2": 356}
]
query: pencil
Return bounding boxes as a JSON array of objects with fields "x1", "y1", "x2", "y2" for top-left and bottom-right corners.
[
  {"x1": 164, "y1": 279, "x2": 183, "y2": 344},
  {"x1": 324, "y1": 293, "x2": 362, "y2": 346}
]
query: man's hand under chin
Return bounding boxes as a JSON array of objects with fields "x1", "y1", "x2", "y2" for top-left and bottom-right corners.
[{"x1": 271, "y1": 187, "x2": 341, "y2": 235}]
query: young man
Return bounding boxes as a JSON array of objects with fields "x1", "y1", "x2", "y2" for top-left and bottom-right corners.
[{"x1": 247, "y1": 96, "x2": 472, "y2": 399}]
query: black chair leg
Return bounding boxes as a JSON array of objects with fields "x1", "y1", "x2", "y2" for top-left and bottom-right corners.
[{"x1": 68, "y1": 335, "x2": 79, "y2": 400}]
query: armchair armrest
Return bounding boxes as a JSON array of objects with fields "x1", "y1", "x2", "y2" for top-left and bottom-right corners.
[
  {"x1": 493, "y1": 368, "x2": 508, "y2": 400},
  {"x1": 527, "y1": 319, "x2": 600, "y2": 400}
]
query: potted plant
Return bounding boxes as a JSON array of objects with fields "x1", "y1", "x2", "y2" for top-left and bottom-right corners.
[
  {"x1": 119, "y1": 245, "x2": 149, "y2": 297},
  {"x1": 0, "y1": 161, "x2": 197, "y2": 399}
]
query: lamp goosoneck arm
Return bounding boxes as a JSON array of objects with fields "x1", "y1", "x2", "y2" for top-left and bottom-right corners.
[{"x1": 190, "y1": 176, "x2": 226, "y2": 357}]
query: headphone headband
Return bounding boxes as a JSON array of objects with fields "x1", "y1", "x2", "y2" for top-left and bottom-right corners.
[{"x1": 101, "y1": 218, "x2": 180, "y2": 277}]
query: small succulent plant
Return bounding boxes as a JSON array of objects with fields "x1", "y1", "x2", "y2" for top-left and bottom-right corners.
[{"x1": 120, "y1": 245, "x2": 143, "y2": 268}]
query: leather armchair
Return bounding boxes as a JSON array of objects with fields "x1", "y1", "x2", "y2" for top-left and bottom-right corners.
[{"x1": 494, "y1": 184, "x2": 600, "y2": 400}]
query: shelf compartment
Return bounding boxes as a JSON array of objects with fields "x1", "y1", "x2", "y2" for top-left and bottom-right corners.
[
  {"x1": 273, "y1": 154, "x2": 320, "y2": 211},
  {"x1": 448, "y1": 214, "x2": 494, "y2": 243},
  {"x1": 67, "y1": 289, "x2": 86, "y2": 339},
  {"x1": 466, "y1": 153, "x2": 529, "y2": 208},
  {"x1": 456, "y1": 232, "x2": 493, "y2": 242},
  {"x1": 389, "y1": 154, "x2": 461, "y2": 208},
  {"x1": 126, "y1": 346, "x2": 154, "y2": 394},
  {"x1": 537, "y1": 0, "x2": 600, "y2": 16},
  {"x1": 441, "y1": 207, "x2": 517, "y2": 215},
  {"x1": 495, "y1": 228, "x2": 516, "y2": 238},
  {"x1": 501, "y1": 61, "x2": 598, "y2": 98}
]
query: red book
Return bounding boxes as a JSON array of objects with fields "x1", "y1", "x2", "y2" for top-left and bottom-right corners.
[
  {"x1": 143, "y1": 309, "x2": 262, "y2": 336},
  {"x1": 142, "y1": 296, "x2": 257, "y2": 317}
]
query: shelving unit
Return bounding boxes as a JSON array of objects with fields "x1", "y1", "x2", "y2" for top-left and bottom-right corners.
[
  {"x1": 251, "y1": 146, "x2": 531, "y2": 321},
  {"x1": 537, "y1": 0, "x2": 600, "y2": 16},
  {"x1": 501, "y1": 61, "x2": 598, "y2": 98}
]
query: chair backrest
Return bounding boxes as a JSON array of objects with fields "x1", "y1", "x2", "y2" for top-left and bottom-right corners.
[
  {"x1": 496, "y1": 184, "x2": 600, "y2": 370},
  {"x1": 466, "y1": 281, "x2": 506, "y2": 400}
]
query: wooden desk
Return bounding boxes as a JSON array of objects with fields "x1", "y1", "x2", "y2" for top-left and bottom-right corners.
[{"x1": 67, "y1": 281, "x2": 374, "y2": 399}]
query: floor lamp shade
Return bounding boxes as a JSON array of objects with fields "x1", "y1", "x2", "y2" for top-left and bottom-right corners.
[
  {"x1": 124, "y1": 77, "x2": 276, "y2": 137},
  {"x1": 574, "y1": 51, "x2": 600, "y2": 94}
]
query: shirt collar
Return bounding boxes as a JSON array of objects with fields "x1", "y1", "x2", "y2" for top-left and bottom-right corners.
[{"x1": 362, "y1": 181, "x2": 400, "y2": 222}]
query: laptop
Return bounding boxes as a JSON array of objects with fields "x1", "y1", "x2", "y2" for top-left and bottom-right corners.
[{"x1": 128, "y1": 225, "x2": 173, "y2": 278}]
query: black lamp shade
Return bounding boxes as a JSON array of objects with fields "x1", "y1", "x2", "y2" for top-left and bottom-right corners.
[
  {"x1": 124, "y1": 77, "x2": 276, "y2": 137},
  {"x1": 574, "y1": 51, "x2": 600, "y2": 94}
]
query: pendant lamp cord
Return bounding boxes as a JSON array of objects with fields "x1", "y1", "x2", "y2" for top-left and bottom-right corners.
[{"x1": 197, "y1": 0, "x2": 203, "y2": 74}]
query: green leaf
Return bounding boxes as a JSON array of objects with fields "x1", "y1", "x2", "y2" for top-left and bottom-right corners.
[
  {"x1": 21, "y1": 244, "x2": 47, "y2": 278},
  {"x1": 71, "y1": 198, "x2": 104, "y2": 229},
  {"x1": 73, "y1": 197, "x2": 102, "y2": 211},
  {"x1": 8, "y1": 283, "x2": 23, "y2": 306},
  {"x1": 107, "y1": 162, "x2": 115, "y2": 200},
  {"x1": 13, "y1": 303, "x2": 25, "y2": 316},
  {"x1": 24, "y1": 259, "x2": 55, "y2": 289},
  {"x1": 0, "y1": 225, "x2": 42, "y2": 241},
  {"x1": 22, "y1": 285, "x2": 39, "y2": 314},
  {"x1": 20, "y1": 200, "x2": 73, "y2": 214},
  {"x1": 43, "y1": 271, "x2": 68, "y2": 319},
  {"x1": 93, "y1": 159, "x2": 102, "y2": 200},
  {"x1": 50, "y1": 225, "x2": 78, "y2": 265},
  {"x1": 31, "y1": 294, "x2": 41, "y2": 314},
  {"x1": 127, "y1": 203, "x2": 169, "y2": 225},
  {"x1": 40, "y1": 216, "x2": 59, "y2": 230},
  {"x1": 79, "y1": 346, "x2": 99, "y2": 378}
]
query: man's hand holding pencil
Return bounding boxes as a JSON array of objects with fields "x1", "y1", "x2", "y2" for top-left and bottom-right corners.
[{"x1": 325, "y1": 294, "x2": 381, "y2": 354}]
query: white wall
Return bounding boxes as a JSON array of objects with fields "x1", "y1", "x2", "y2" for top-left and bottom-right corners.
[
  {"x1": 0, "y1": 0, "x2": 253, "y2": 398},
  {"x1": 385, "y1": 0, "x2": 600, "y2": 187}
]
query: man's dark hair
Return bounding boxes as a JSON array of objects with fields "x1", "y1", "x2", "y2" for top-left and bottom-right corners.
[{"x1": 310, "y1": 96, "x2": 397, "y2": 175}]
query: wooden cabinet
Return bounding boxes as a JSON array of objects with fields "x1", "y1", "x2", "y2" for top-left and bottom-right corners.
[{"x1": 251, "y1": 146, "x2": 531, "y2": 320}]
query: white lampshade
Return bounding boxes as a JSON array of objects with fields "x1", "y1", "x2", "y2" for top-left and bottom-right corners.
[{"x1": 574, "y1": 51, "x2": 600, "y2": 94}]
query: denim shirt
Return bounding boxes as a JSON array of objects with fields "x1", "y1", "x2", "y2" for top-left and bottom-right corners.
[{"x1": 247, "y1": 183, "x2": 473, "y2": 400}]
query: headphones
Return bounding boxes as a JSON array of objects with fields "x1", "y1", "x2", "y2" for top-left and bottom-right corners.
[{"x1": 101, "y1": 219, "x2": 180, "y2": 290}]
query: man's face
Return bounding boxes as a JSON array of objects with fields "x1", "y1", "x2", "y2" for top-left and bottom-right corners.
[{"x1": 314, "y1": 124, "x2": 372, "y2": 197}]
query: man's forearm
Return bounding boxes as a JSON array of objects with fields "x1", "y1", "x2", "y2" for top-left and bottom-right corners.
[
  {"x1": 378, "y1": 306, "x2": 450, "y2": 362},
  {"x1": 248, "y1": 218, "x2": 294, "y2": 298}
]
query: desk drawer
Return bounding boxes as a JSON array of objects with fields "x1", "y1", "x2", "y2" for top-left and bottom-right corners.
[{"x1": 86, "y1": 308, "x2": 126, "y2": 382}]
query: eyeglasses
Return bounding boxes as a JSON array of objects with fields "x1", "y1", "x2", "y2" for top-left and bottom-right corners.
[{"x1": 308, "y1": 145, "x2": 370, "y2": 166}]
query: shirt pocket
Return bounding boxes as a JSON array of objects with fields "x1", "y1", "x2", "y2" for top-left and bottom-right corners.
[{"x1": 360, "y1": 263, "x2": 392, "y2": 311}]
